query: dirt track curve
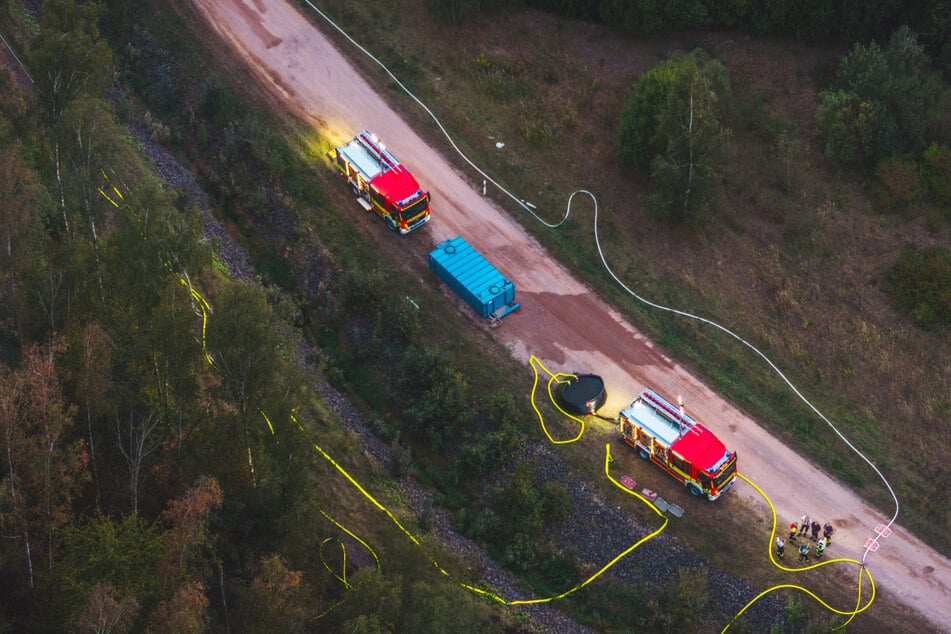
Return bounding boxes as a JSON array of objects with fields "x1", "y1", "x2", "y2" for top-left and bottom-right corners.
[{"x1": 188, "y1": 0, "x2": 950, "y2": 629}]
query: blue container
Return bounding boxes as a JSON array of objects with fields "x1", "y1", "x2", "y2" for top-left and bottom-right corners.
[{"x1": 429, "y1": 236, "x2": 518, "y2": 320}]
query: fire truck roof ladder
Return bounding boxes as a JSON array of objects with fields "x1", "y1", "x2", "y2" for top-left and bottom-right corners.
[
  {"x1": 641, "y1": 388, "x2": 697, "y2": 429},
  {"x1": 355, "y1": 130, "x2": 399, "y2": 172}
]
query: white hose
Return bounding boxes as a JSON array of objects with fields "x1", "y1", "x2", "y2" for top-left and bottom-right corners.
[{"x1": 300, "y1": 0, "x2": 899, "y2": 561}]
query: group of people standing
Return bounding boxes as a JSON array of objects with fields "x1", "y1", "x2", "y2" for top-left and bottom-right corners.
[{"x1": 775, "y1": 515, "x2": 835, "y2": 564}]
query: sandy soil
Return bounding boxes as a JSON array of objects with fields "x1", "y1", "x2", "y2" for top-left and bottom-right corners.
[{"x1": 187, "y1": 0, "x2": 950, "y2": 630}]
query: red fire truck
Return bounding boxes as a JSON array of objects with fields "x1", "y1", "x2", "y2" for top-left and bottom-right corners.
[
  {"x1": 618, "y1": 388, "x2": 737, "y2": 500},
  {"x1": 329, "y1": 130, "x2": 431, "y2": 234}
]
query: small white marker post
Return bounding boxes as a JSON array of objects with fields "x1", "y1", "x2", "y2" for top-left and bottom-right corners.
[{"x1": 483, "y1": 180, "x2": 486, "y2": 196}]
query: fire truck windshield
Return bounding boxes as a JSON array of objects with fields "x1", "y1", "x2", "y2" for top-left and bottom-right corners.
[
  {"x1": 713, "y1": 457, "x2": 737, "y2": 488},
  {"x1": 399, "y1": 193, "x2": 428, "y2": 220}
]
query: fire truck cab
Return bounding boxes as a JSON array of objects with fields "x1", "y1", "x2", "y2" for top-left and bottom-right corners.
[
  {"x1": 619, "y1": 388, "x2": 737, "y2": 500},
  {"x1": 329, "y1": 130, "x2": 431, "y2": 234}
]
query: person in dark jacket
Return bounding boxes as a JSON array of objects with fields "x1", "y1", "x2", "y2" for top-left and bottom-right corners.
[{"x1": 811, "y1": 520, "x2": 821, "y2": 541}]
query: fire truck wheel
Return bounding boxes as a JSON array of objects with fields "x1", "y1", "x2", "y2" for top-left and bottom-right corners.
[
  {"x1": 687, "y1": 483, "x2": 702, "y2": 497},
  {"x1": 638, "y1": 448, "x2": 649, "y2": 460},
  {"x1": 385, "y1": 216, "x2": 398, "y2": 231}
]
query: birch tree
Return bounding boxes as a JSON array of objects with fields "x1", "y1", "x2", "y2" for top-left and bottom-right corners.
[
  {"x1": 31, "y1": 0, "x2": 114, "y2": 124},
  {"x1": 115, "y1": 409, "x2": 161, "y2": 515},
  {"x1": 207, "y1": 282, "x2": 282, "y2": 485},
  {"x1": 73, "y1": 321, "x2": 113, "y2": 510},
  {"x1": 0, "y1": 340, "x2": 87, "y2": 588},
  {"x1": 160, "y1": 475, "x2": 222, "y2": 577},
  {"x1": 618, "y1": 49, "x2": 731, "y2": 224},
  {"x1": 73, "y1": 583, "x2": 139, "y2": 634},
  {"x1": 649, "y1": 66, "x2": 729, "y2": 224},
  {"x1": 31, "y1": 0, "x2": 114, "y2": 232},
  {"x1": 0, "y1": 145, "x2": 49, "y2": 347}
]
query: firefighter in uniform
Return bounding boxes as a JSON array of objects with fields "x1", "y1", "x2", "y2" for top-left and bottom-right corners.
[
  {"x1": 776, "y1": 537, "x2": 785, "y2": 559},
  {"x1": 798, "y1": 543, "x2": 810, "y2": 563},
  {"x1": 789, "y1": 521, "x2": 799, "y2": 542},
  {"x1": 811, "y1": 520, "x2": 821, "y2": 541},
  {"x1": 823, "y1": 523, "x2": 834, "y2": 544},
  {"x1": 799, "y1": 515, "x2": 810, "y2": 536},
  {"x1": 816, "y1": 537, "x2": 827, "y2": 559}
]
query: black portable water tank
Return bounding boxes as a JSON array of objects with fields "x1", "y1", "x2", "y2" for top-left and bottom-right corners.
[{"x1": 557, "y1": 374, "x2": 607, "y2": 415}]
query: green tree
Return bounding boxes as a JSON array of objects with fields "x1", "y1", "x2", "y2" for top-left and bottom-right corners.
[
  {"x1": 139, "y1": 279, "x2": 208, "y2": 482},
  {"x1": 923, "y1": 0, "x2": 951, "y2": 75},
  {"x1": 483, "y1": 461, "x2": 573, "y2": 571},
  {"x1": 836, "y1": 39, "x2": 891, "y2": 97},
  {"x1": 599, "y1": 0, "x2": 667, "y2": 35},
  {"x1": 816, "y1": 90, "x2": 897, "y2": 168},
  {"x1": 96, "y1": 183, "x2": 209, "y2": 499},
  {"x1": 820, "y1": 26, "x2": 948, "y2": 167},
  {"x1": 55, "y1": 95, "x2": 138, "y2": 270},
  {"x1": 208, "y1": 283, "x2": 282, "y2": 414},
  {"x1": 207, "y1": 282, "x2": 283, "y2": 485},
  {"x1": 402, "y1": 346, "x2": 472, "y2": 450},
  {"x1": 402, "y1": 580, "x2": 505, "y2": 633},
  {"x1": 30, "y1": 0, "x2": 114, "y2": 122},
  {"x1": 31, "y1": 0, "x2": 117, "y2": 237},
  {"x1": 458, "y1": 391, "x2": 521, "y2": 476},
  {"x1": 618, "y1": 60, "x2": 677, "y2": 169},
  {"x1": 333, "y1": 569, "x2": 403, "y2": 633},
  {"x1": 619, "y1": 50, "x2": 731, "y2": 223},
  {"x1": 56, "y1": 514, "x2": 164, "y2": 622},
  {"x1": 880, "y1": 26, "x2": 947, "y2": 150}
]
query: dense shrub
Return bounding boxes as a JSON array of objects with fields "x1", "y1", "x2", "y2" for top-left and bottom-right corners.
[
  {"x1": 888, "y1": 245, "x2": 951, "y2": 331},
  {"x1": 921, "y1": 142, "x2": 951, "y2": 212},
  {"x1": 874, "y1": 157, "x2": 922, "y2": 212},
  {"x1": 401, "y1": 346, "x2": 473, "y2": 449},
  {"x1": 816, "y1": 90, "x2": 898, "y2": 168},
  {"x1": 818, "y1": 27, "x2": 948, "y2": 170}
]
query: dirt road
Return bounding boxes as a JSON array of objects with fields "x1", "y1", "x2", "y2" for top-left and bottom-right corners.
[{"x1": 187, "y1": 0, "x2": 950, "y2": 629}]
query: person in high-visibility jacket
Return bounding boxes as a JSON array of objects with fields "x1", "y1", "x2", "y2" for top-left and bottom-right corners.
[
  {"x1": 815, "y1": 537, "x2": 827, "y2": 559},
  {"x1": 776, "y1": 537, "x2": 785, "y2": 559}
]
